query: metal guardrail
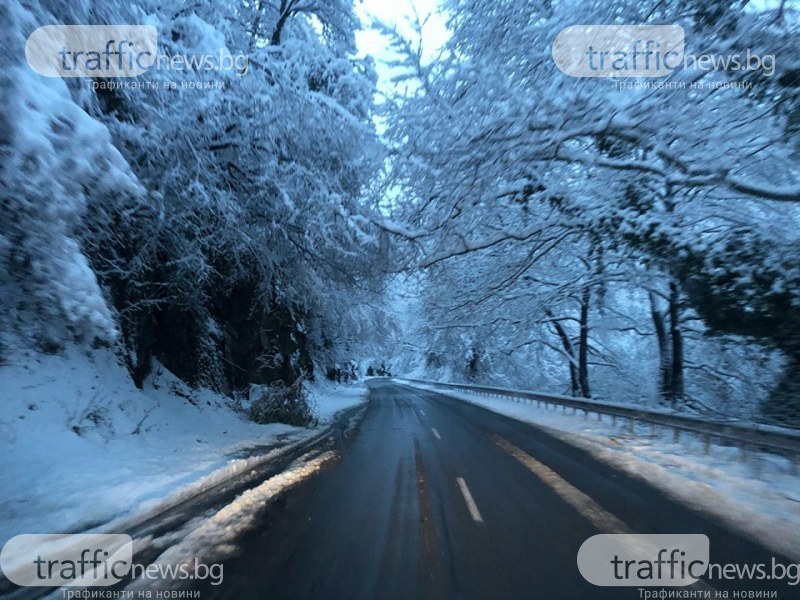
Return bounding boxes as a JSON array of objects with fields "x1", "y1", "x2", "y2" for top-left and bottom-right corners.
[{"x1": 396, "y1": 378, "x2": 800, "y2": 469}]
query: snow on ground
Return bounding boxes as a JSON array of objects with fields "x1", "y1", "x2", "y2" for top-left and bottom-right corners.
[
  {"x1": 401, "y1": 381, "x2": 800, "y2": 560},
  {"x1": 310, "y1": 378, "x2": 370, "y2": 423},
  {"x1": 0, "y1": 347, "x2": 369, "y2": 547},
  {"x1": 127, "y1": 449, "x2": 337, "y2": 592}
]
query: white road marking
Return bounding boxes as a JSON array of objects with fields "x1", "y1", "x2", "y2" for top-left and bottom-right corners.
[
  {"x1": 431, "y1": 427, "x2": 442, "y2": 440},
  {"x1": 494, "y1": 436, "x2": 630, "y2": 534},
  {"x1": 456, "y1": 477, "x2": 484, "y2": 523},
  {"x1": 495, "y1": 436, "x2": 716, "y2": 594},
  {"x1": 420, "y1": 410, "x2": 426, "y2": 416}
]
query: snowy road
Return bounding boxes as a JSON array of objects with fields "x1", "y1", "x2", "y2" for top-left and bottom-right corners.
[{"x1": 192, "y1": 380, "x2": 792, "y2": 599}]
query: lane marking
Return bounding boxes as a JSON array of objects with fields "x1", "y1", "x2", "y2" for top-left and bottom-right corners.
[
  {"x1": 420, "y1": 410, "x2": 426, "y2": 416},
  {"x1": 495, "y1": 436, "x2": 717, "y2": 594},
  {"x1": 494, "y1": 436, "x2": 630, "y2": 534},
  {"x1": 456, "y1": 477, "x2": 484, "y2": 523},
  {"x1": 431, "y1": 427, "x2": 442, "y2": 440}
]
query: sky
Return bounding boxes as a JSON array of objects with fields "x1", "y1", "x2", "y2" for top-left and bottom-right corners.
[{"x1": 355, "y1": 0, "x2": 450, "y2": 94}]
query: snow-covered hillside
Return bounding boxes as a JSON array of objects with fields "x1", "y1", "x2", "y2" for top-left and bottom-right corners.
[{"x1": 0, "y1": 346, "x2": 367, "y2": 546}]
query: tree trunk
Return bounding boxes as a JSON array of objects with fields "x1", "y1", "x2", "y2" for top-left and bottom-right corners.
[
  {"x1": 578, "y1": 286, "x2": 591, "y2": 398},
  {"x1": 548, "y1": 311, "x2": 579, "y2": 396},
  {"x1": 668, "y1": 281, "x2": 684, "y2": 405},
  {"x1": 649, "y1": 291, "x2": 671, "y2": 402},
  {"x1": 270, "y1": 0, "x2": 292, "y2": 45}
]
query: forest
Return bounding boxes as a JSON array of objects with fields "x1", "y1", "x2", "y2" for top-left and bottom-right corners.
[{"x1": 1, "y1": 0, "x2": 799, "y2": 426}]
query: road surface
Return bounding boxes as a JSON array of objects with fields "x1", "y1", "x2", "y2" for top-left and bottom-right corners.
[{"x1": 194, "y1": 380, "x2": 792, "y2": 599}]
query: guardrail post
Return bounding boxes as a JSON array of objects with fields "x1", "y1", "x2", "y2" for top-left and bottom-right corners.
[
  {"x1": 611, "y1": 415, "x2": 617, "y2": 427},
  {"x1": 741, "y1": 445, "x2": 762, "y2": 477},
  {"x1": 673, "y1": 429, "x2": 680, "y2": 443},
  {"x1": 703, "y1": 434, "x2": 711, "y2": 455},
  {"x1": 628, "y1": 418, "x2": 635, "y2": 433}
]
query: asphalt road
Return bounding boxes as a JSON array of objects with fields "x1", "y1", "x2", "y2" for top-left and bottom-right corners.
[{"x1": 195, "y1": 380, "x2": 794, "y2": 600}]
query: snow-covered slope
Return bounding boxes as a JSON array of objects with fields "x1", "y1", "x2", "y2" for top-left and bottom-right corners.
[{"x1": 0, "y1": 347, "x2": 367, "y2": 546}]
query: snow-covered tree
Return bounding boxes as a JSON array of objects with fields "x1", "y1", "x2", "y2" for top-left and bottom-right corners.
[
  {"x1": 0, "y1": 2, "x2": 142, "y2": 346},
  {"x1": 382, "y1": 0, "x2": 799, "y2": 422},
  {"x1": 2, "y1": 0, "x2": 392, "y2": 404}
]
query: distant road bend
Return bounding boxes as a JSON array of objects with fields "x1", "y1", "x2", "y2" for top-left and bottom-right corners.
[{"x1": 195, "y1": 379, "x2": 790, "y2": 600}]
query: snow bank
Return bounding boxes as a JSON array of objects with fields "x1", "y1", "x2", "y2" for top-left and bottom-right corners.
[
  {"x1": 0, "y1": 348, "x2": 364, "y2": 546},
  {"x1": 309, "y1": 378, "x2": 370, "y2": 423},
  {"x1": 127, "y1": 449, "x2": 336, "y2": 592}
]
